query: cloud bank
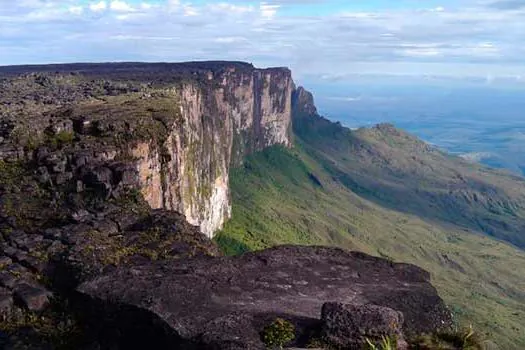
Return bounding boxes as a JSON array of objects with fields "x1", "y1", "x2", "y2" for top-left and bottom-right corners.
[{"x1": 0, "y1": 0, "x2": 525, "y2": 79}]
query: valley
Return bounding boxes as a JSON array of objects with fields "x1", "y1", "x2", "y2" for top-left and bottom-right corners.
[{"x1": 216, "y1": 86, "x2": 525, "y2": 348}]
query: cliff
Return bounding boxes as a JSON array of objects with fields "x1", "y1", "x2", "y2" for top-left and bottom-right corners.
[
  {"x1": 0, "y1": 62, "x2": 293, "y2": 236},
  {"x1": 137, "y1": 67, "x2": 292, "y2": 236}
]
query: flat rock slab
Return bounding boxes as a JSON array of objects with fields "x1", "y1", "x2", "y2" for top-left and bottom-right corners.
[
  {"x1": 78, "y1": 245, "x2": 453, "y2": 349},
  {"x1": 13, "y1": 283, "x2": 52, "y2": 312}
]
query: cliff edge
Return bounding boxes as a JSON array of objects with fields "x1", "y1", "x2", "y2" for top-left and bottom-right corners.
[{"x1": 0, "y1": 62, "x2": 293, "y2": 236}]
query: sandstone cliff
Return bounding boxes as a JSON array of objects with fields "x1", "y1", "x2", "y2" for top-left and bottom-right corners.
[
  {"x1": 135, "y1": 67, "x2": 292, "y2": 236},
  {"x1": 0, "y1": 62, "x2": 293, "y2": 236}
]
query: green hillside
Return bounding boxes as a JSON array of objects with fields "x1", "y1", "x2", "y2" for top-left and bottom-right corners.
[{"x1": 215, "y1": 89, "x2": 525, "y2": 348}]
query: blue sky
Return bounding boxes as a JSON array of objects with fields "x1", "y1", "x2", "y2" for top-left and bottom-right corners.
[{"x1": 1, "y1": 0, "x2": 525, "y2": 83}]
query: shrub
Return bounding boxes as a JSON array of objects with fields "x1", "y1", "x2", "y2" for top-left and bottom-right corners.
[
  {"x1": 48, "y1": 131, "x2": 74, "y2": 149},
  {"x1": 261, "y1": 318, "x2": 295, "y2": 349},
  {"x1": 366, "y1": 335, "x2": 396, "y2": 350},
  {"x1": 410, "y1": 325, "x2": 488, "y2": 350}
]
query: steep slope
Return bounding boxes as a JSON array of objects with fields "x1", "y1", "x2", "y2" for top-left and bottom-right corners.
[
  {"x1": 0, "y1": 62, "x2": 293, "y2": 236},
  {"x1": 216, "y1": 88, "x2": 525, "y2": 348},
  {"x1": 293, "y1": 87, "x2": 525, "y2": 249}
]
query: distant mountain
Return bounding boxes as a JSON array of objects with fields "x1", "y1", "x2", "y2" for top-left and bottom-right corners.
[
  {"x1": 294, "y1": 87, "x2": 525, "y2": 249},
  {"x1": 216, "y1": 86, "x2": 525, "y2": 348}
]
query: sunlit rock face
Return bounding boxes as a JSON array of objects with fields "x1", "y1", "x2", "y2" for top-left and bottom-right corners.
[{"x1": 132, "y1": 67, "x2": 293, "y2": 237}]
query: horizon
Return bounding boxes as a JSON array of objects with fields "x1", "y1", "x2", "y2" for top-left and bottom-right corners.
[{"x1": 2, "y1": 0, "x2": 525, "y2": 84}]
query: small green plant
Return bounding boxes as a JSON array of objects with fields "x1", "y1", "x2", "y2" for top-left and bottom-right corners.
[
  {"x1": 261, "y1": 318, "x2": 295, "y2": 349},
  {"x1": 366, "y1": 335, "x2": 396, "y2": 350},
  {"x1": 411, "y1": 325, "x2": 487, "y2": 350},
  {"x1": 47, "y1": 131, "x2": 74, "y2": 149}
]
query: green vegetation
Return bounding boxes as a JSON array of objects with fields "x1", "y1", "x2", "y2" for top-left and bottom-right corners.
[
  {"x1": 215, "y1": 145, "x2": 525, "y2": 349},
  {"x1": 47, "y1": 130, "x2": 75, "y2": 149},
  {"x1": 366, "y1": 335, "x2": 396, "y2": 350},
  {"x1": 411, "y1": 325, "x2": 491, "y2": 349},
  {"x1": 0, "y1": 298, "x2": 81, "y2": 350},
  {"x1": 260, "y1": 318, "x2": 295, "y2": 349}
]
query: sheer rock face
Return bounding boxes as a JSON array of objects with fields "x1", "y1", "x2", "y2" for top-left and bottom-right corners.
[
  {"x1": 112, "y1": 68, "x2": 293, "y2": 237},
  {"x1": 0, "y1": 63, "x2": 293, "y2": 237}
]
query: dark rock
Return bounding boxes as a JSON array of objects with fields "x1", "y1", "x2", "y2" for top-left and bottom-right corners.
[
  {"x1": 111, "y1": 212, "x2": 140, "y2": 232},
  {"x1": 45, "y1": 240, "x2": 66, "y2": 256},
  {"x1": 0, "y1": 146, "x2": 25, "y2": 162},
  {"x1": 0, "y1": 272, "x2": 17, "y2": 289},
  {"x1": 17, "y1": 255, "x2": 47, "y2": 274},
  {"x1": 55, "y1": 171, "x2": 73, "y2": 185},
  {"x1": 0, "y1": 256, "x2": 13, "y2": 267},
  {"x1": 321, "y1": 303, "x2": 406, "y2": 349},
  {"x1": 36, "y1": 166, "x2": 51, "y2": 185},
  {"x1": 60, "y1": 223, "x2": 94, "y2": 246},
  {"x1": 93, "y1": 219, "x2": 119, "y2": 236},
  {"x1": 72, "y1": 153, "x2": 91, "y2": 167},
  {"x1": 78, "y1": 245, "x2": 452, "y2": 349},
  {"x1": 45, "y1": 153, "x2": 67, "y2": 173},
  {"x1": 0, "y1": 288, "x2": 13, "y2": 314},
  {"x1": 43, "y1": 228, "x2": 62, "y2": 240},
  {"x1": 11, "y1": 232, "x2": 43, "y2": 251},
  {"x1": 76, "y1": 180, "x2": 84, "y2": 192},
  {"x1": 13, "y1": 283, "x2": 52, "y2": 312},
  {"x1": 71, "y1": 209, "x2": 91, "y2": 223},
  {"x1": 82, "y1": 166, "x2": 113, "y2": 197},
  {"x1": 2, "y1": 246, "x2": 18, "y2": 258},
  {"x1": 47, "y1": 119, "x2": 73, "y2": 135},
  {"x1": 199, "y1": 312, "x2": 265, "y2": 350},
  {"x1": 6, "y1": 263, "x2": 30, "y2": 276},
  {"x1": 292, "y1": 86, "x2": 318, "y2": 117},
  {"x1": 35, "y1": 147, "x2": 50, "y2": 164},
  {"x1": 72, "y1": 117, "x2": 92, "y2": 135},
  {"x1": 112, "y1": 163, "x2": 138, "y2": 187}
]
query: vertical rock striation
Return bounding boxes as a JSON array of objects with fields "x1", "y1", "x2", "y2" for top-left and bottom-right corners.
[
  {"x1": 131, "y1": 66, "x2": 293, "y2": 237},
  {"x1": 0, "y1": 62, "x2": 293, "y2": 237}
]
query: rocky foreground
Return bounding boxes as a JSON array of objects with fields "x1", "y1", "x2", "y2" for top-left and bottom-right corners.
[{"x1": 77, "y1": 245, "x2": 453, "y2": 349}]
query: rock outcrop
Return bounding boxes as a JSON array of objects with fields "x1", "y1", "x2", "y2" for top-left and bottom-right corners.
[
  {"x1": 0, "y1": 62, "x2": 293, "y2": 237},
  {"x1": 134, "y1": 67, "x2": 293, "y2": 236},
  {"x1": 321, "y1": 303, "x2": 408, "y2": 349},
  {"x1": 77, "y1": 245, "x2": 453, "y2": 349}
]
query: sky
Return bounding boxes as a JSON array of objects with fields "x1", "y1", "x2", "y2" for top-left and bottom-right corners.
[{"x1": 1, "y1": 0, "x2": 525, "y2": 82}]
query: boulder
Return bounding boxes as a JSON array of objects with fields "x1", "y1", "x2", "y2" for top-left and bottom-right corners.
[
  {"x1": 82, "y1": 166, "x2": 113, "y2": 196},
  {"x1": 0, "y1": 287, "x2": 13, "y2": 314},
  {"x1": 77, "y1": 245, "x2": 453, "y2": 349},
  {"x1": 0, "y1": 271, "x2": 17, "y2": 289},
  {"x1": 13, "y1": 283, "x2": 52, "y2": 312},
  {"x1": 321, "y1": 302, "x2": 407, "y2": 349}
]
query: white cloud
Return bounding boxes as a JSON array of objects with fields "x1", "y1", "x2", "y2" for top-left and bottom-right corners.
[
  {"x1": 68, "y1": 6, "x2": 84, "y2": 15},
  {"x1": 429, "y1": 6, "x2": 446, "y2": 12},
  {"x1": 329, "y1": 96, "x2": 363, "y2": 102},
  {"x1": 183, "y1": 5, "x2": 198, "y2": 16},
  {"x1": 89, "y1": 1, "x2": 107, "y2": 12},
  {"x1": 400, "y1": 48, "x2": 442, "y2": 57},
  {"x1": 260, "y1": 3, "x2": 280, "y2": 19},
  {"x1": 110, "y1": 1, "x2": 135, "y2": 12},
  {"x1": 210, "y1": 3, "x2": 254, "y2": 14},
  {"x1": 1, "y1": 0, "x2": 525, "y2": 80},
  {"x1": 214, "y1": 36, "x2": 246, "y2": 43}
]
